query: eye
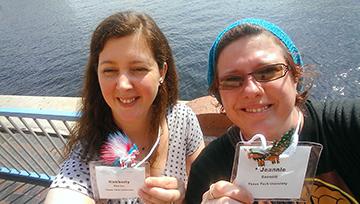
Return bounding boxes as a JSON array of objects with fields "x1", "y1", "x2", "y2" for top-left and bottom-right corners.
[
  {"x1": 133, "y1": 67, "x2": 149, "y2": 72},
  {"x1": 219, "y1": 75, "x2": 244, "y2": 89},
  {"x1": 100, "y1": 67, "x2": 118, "y2": 77},
  {"x1": 103, "y1": 68, "x2": 115, "y2": 73},
  {"x1": 253, "y1": 64, "x2": 286, "y2": 81}
]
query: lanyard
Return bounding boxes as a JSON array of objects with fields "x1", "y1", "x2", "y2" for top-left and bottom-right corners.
[
  {"x1": 134, "y1": 127, "x2": 161, "y2": 168},
  {"x1": 100, "y1": 127, "x2": 161, "y2": 168},
  {"x1": 239, "y1": 110, "x2": 302, "y2": 158}
]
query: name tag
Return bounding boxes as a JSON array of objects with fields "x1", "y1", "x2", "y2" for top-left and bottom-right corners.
[
  {"x1": 233, "y1": 145, "x2": 312, "y2": 199},
  {"x1": 90, "y1": 162, "x2": 145, "y2": 200}
]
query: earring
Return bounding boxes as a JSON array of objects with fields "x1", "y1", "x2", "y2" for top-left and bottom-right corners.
[{"x1": 159, "y1": 77, "x2": 163, "y2": 84}]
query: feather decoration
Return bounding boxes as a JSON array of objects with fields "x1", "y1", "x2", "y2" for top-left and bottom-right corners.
[{"x1": 100, "y1": 131, "x2": 139, "y2": 168}]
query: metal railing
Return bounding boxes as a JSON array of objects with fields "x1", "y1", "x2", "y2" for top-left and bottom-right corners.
[
  {"x1": 0, "y1": 108, "x2": 79, "y2": 188},
  {"x1": 0, "y1": 103, "x2": 226, "y2": 203}
]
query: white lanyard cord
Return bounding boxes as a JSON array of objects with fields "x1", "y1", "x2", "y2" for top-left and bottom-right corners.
[
  {"x1": 239, "y1": 110, "x2": 302, "y2": 157},
  {"x1": 134, "y1": 127, "x2": 161, "y2": 168}
]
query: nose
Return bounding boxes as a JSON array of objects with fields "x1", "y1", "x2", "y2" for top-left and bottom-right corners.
[
  {"x1": 116, "y1": 74, "x2": 133, "y2": 90},
  {"x1": 241, "y1": 77, "x2": 263, "y2": 98}
]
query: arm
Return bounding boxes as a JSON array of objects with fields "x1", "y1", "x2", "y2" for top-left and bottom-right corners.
[
  {"x1": 184, "y1": 103, "x2": 205, "y2": 175},
  {"x1": 186, "y1": 129, "x2": 237, "y2": 204},
  {"x1": 45, "y1": 188, "x2": 95, "y2": 204},
  {"x1": 323, "y1": 99, "x2": 360, "y2": 199},
  {"x1": 138, "y1": 104, "x2": 205, "y2": 203},
  {"x1": 138, "y1": 144, "x2": 205, "y2": 204},
  {"x1": 186, "y1": 141, "x2": 205, "y2": 175},
  {"x1": 45, "y1": 145, "x2": 95, "y2": 203}
]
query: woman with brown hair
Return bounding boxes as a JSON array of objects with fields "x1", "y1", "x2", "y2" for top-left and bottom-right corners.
[{"x1": 45, "y1": 11, "x2": 204, "y2": 204}]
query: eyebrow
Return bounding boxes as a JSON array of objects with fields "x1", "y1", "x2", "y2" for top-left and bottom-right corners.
[
  {"x1": 99, "y1": 60, "x2": 149, "y2": 66},
  {"x1": 99, "y1": 60, "x2": 115, "y2": 66}
]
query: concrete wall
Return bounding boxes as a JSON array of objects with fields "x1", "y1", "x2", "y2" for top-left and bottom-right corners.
[{"x1": 0, "y1": 95, "x2": 81, "y2": 112}]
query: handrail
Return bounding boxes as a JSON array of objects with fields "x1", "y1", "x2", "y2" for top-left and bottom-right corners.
[{"x1": 0, "y1": 107, "x2": 79, "y2": 187}]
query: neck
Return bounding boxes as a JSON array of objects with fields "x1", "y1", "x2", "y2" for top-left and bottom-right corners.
[
  {"x1": 115, "y1": 114, "x2": 155, "y2": 149},
  {"x1": 241, "y1": 108, "x2": 303, "y2": 141}
]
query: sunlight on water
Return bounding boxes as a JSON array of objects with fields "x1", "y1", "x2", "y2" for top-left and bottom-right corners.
[
  {"x1": 0, "y1": 0, "x2": 359, "y2": 100},
  {"x1": 332, "y1": 86, "x2": 345, "y2": 96}
]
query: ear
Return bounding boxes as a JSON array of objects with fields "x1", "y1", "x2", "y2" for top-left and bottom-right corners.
[
  {"x1": 159, "y1": 62, "x2": 168, "y2": 81},
  {"x1": 294, "y1": 80, "x2": 299, "y2": 90}
]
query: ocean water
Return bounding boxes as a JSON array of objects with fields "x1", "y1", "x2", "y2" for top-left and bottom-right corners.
[{"x1": 0, "y1": 0, "x2": 359, "y2": 100}]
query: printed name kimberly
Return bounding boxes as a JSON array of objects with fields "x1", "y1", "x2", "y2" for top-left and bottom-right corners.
[{"x1": 108, "y1": 180, "x2": 130, "y2": 184}]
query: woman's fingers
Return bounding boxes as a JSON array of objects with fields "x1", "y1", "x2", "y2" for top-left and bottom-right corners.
[
  {"x1": 138, "y1": 188, "x2": 168, "y2": 204},
  {"x1": 140, "y1": 185, "x2": 181, "y2": 202},
  {"x1": 202, "y1": 181, "x2": 253, "y2": 204},
  {"x1": 205, "y1": 196, "x2": 246, "y2": 204},
  {"x1": 139, "y1": 176, "x2": 184, "y2": 203},
  {"x1": 144, "y1": 176, "x2": 180, "y2": 189}
]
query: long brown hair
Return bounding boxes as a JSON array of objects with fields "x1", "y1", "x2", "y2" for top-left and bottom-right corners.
[
  {"x1": 208, "y1": 24, "x2": 313, "y2": 110},
  {"x1": 65, "y1": 11, "x2": 178, "y2": 160}
]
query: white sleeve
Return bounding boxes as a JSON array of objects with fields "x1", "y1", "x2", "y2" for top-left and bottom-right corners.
[
  {"x1": 49, "y1": 145, "x2": 93, "y2": 198},
  {"x1": 183, "y1": 104, "x2": 204, "y2": 155}
]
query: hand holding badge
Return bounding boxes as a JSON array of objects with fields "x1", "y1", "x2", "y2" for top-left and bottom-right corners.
[
  {"x1": 231, "y1": 112, "x2": 323, "y2": 202},
  {"x1": 90, "y1": 130, "x2": 160, "y2": 201}
]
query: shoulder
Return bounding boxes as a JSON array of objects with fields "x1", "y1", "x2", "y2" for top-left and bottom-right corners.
[
  {"x1": 167, "y1": 102, "x2": 195, "y2": 116},
  {"x1": 50, "y1": 144, "x2": 93, "y2": 197},
  {"x1": 305, "y1": 98, "x2": 359, "y2": 115},
  {"x1": 186, "y1": 128, "x2": 237, "y2": 203},
  {"x1": 304, "y1": 99, "x2": 360, "y2": 129},
  {"x1": 166, "y1": 103, "x2": 199, "y2": 126},
  {"x1": 301, "y1": 99, "x2": 360, "y2": 173}
]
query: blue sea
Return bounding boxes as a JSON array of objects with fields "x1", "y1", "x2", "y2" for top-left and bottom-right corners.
[{"x1": 0, "y1": 0, "x2": 359, "y2": 100}]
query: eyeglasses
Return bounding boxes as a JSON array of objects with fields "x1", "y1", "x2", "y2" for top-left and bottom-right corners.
[{"x1": 218, "y1": 63, "x2": 289, "y2": 90}]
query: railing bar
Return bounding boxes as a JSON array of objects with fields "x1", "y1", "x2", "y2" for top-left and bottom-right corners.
[
  {"x1": 0, "y1": 179, "x2": 6, "y2": 185},
  {"x1": 0, "y1": 108, "x2": 79, "y2": 121},
  {"x1": 36, "y1": 188, "x2": 48, "y2": 203},
  {"x1": 48, "y1": 120, "x2": 67, "y2": 145},
  {"x1": 0, "y1": 132, "x2": 29, "y2": 174},
  {"x1": 0, "y1": 181, "x2": 17, "y2": 200},
  {"x1": 0, "y1": 152, "x2": 17, "y2": 172},
  {"x1": 34, "y1": 119, "x2": 64, "y2": 160},
  {"x1": 21, "y1": 118, "x2": 61, "y2": 169},
  {"x1": 6, "y1": 116, "x2": 46, "y2": 174},
  {"x1": 8, "y1": 117, "x2": 57, "y2": 175},
  {"x1": 11, "y1": 183, "x2": 38, "y2": 204},
  {"x1": 0, "y1": 182, "x2": 27, "y2": 201},
  {"x1": 0, "y1": 120, "x2": 40, "y2": 176},
  {"x1": 22, "y1": 185, "x2": 47, "y2": 204},
  {"x1": 64, "y1": 121, "x2": 73, "y2": 133}
]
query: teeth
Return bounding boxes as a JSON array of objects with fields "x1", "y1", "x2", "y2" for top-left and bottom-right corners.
[
  {"x1": 119, "y1": 97, "x2": 135, "y2": 104},
  {"x1": 245, "y1": 106, "x2": 269, "y2": 113}
]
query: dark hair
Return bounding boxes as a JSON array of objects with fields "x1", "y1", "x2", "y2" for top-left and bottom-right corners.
[
  {"x1": 65, "y1": 11, "x2": 178, "y2": 160},
  {"x1": 208, "y1": 23, "x2": 311, "y2": 110}
]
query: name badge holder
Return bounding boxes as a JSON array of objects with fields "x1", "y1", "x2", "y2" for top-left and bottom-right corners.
[
  {"x1": 88, "y1": 127, "x2": 161, "y2": 202},
  {"x1": 231, "y1": 141, "x2": 323, "y2": 202},
  {"x1": 89, "y1": 161, "x2": 150, "y2": 201}
]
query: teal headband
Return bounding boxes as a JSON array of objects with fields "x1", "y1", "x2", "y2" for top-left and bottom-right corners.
[{"x1": 207, "y1": 18, "x2": 303, "y2": 86}]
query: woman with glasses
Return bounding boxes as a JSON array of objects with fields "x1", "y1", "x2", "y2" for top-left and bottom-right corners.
[{"x1": 185, "y1": 18, "x2": 360, "y2": 203}]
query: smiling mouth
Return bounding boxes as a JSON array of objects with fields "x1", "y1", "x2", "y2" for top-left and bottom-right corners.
[
  {"x1": 119, "y1": 97, "x2": 136, "y2": 104},
  {"x1": 243, "y1": 105, "x2": 271, "y2": 113}
]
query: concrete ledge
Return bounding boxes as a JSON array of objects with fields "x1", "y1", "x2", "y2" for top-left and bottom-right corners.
[
  {"x1": 0, "y1": 95, "x2": 81, "y2": 112},
  {"x1": 186, "y1": 96, "x2": 232, "y2": 137}
]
